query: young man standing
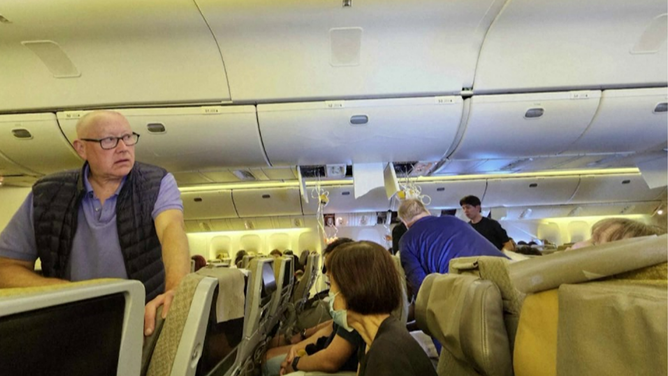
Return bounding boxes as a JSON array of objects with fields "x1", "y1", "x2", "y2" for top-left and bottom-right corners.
[{"x1": 460, "y1": 195, "x2": 515, "y2": 251}]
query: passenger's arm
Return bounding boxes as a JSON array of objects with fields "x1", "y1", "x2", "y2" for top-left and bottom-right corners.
[
  {"x1": 399, "y1": 243, "x2": 426, "y2": 299},
  {"x1": 0, "y1": 257, "x2": 68, "y2": 287},
  {"x1": 502, "y1": 240, "x2": 516, "y2": 251},
  {"x1": 291, "y1": 321, "x2": 335, "y2": 352},
  {"x1": 144, "y1": 208, "x2": 190, "y2": 336},
  {"x1": 281, "y1": 334, "x2": 356, "y2": 374}
]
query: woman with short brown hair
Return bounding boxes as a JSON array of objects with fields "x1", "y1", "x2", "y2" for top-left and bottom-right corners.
[{"x1": 327, "y1": 241, "x2": 436, "y2": 376}]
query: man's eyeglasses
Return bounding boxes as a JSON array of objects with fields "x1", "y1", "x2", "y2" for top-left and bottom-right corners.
[{"x1": 80, "y1": 132, "x2": 140, "y2": 150}]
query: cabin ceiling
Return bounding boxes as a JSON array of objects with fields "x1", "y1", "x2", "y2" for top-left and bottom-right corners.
[{"x1": 0, "y1": 0, "x2": 666, "y2": 220}]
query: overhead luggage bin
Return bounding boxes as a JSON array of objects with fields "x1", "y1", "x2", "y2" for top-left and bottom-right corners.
[
  {"x1": 483, "y1": 177, "x2": 580, "y2": 207},
  {"x1": 419, "y1": 180, "x2": 487, "y2": 209},
  {"x1": 233, "y1": 188, "x2": 303, "y2": 217},
  {"x1": 182, "y1": 190, "x2": 237, "y2": 220},
  {"x1": 302, "y1": 186, "x2": 391, "y2": 215},
  {"x1": 196, "y1": 0, "x2": 505, "y2": 101},
  {"x1": 258, "y1": 97, "x2": 463, "y2": 166},
  {"x1": 564, "y1": 88, "x2": 668, "y2": 154},
  {"x1": 0, "y1": 113, "x2": 82, "y2": 175},
  {"x1": 0, "y1": 0, "x2": 229, "y2": 111},
  {"x1": 570, "y1": 174, "x2": 667, "y2": 204},
  {"x1": 450, "y1": 91, "x2": 601, "y2": 160},
  {"x1": 474, "y1": 0, "x2": 667, "y2": 93},
  {"x1": 58, "y1": 106, "x2": 268, "y2": 173}
]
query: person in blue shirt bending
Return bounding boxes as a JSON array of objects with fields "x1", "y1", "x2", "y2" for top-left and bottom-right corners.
[{"x1": 398, "y1": 198, "x2": 507, "y2": 299}]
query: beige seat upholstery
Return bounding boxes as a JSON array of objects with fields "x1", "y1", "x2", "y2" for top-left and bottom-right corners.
[
  {"x1": 146, "y1": 267, "x2": 246, "y2": 376},
  {"x1": 416, "y1": 273, "x2": 513, "y2": 376},
  {"x1": 417, "y1": 234, "x2": 668, "y2": 376},
  {"x1": 291, "y1": 254, "x2": 320, "y2": 310}
]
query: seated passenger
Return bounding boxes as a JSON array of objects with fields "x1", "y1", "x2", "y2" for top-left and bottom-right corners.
[
  {"x1": 569, "y1": 218, "x2": 666, "y2": 250},
  {"x1": 234, "y1": 250, "x2": 247, "y2": 268},
  {"x1": 270, "y1": 249, "x2": 283, "y2": 258},
  {"x1": 262, "y1": 238, "x2": 359, "y2": 376},
  {"x1": 324, "y1": 241, "x2": 437, "y2": 376}
]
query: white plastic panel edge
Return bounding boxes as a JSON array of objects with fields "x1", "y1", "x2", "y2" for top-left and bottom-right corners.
[
  {"x1": 57, "y1": 106, "x2": 268, "y2": 173},
  {"x1": 233, "y1": 187, "x2": 303, "y2": 217},
  {"x1": 483, "y1": 177, "x2": 580, "y2": 207},
  {"x1": 474, "y1": 0, "x2": 668, "y2": 93},
  {"x1": 258, "y1": 97, "x2": 463, "y2": 165},
  {"x1": 0, "y1": 0, "x2": 229, "y2": 111},
  {"x1": 570, "y1": 174, "x2": 666, "y2": 204},
  {"x1": 182, "y1": 190, "x2": 237, "y2": 220},
  {"x1": 198, "y1": 0, "x2": 505, "y2": 101},
  {"x1": 450, "y1": 91, "x2": 601, "y2": 159},
  {"x1": 564, "y1": 87, "x2": 668, "y2": 154},
  {"x1": 0, "y1": 112, "x2": 82, "y2": 174}
]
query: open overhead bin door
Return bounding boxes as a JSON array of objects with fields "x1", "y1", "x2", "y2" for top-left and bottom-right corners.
[
  {"x1": 58, "y1": 106, "x2": 268, "y2": 173},
  {"x1": 0, "y1": 113, "x2": 82, "y2": 175},
  {"x1": 564, "y1": 88, "x2": 668, "y2": 154},
  {"x1": 570, "y1": 174, "x2": 667, "y2": 204},
  {"x1": 258, "y1": 97, "x2": 463, "y2": 166},
  {"x1": 450, "y1": 91, "x2": 600, "y2": 160},
  {"x1": 483, "y1": 177, "x2": 580, "y2": 207},
  {"x1": 474, "y1": 0, "x2": 667, "y2": 93},
  {"x1": 0, "y1": 0, "x2": 229, "y2": 112},
  {"x1": 197, "y1": 0, "x2": 505, "y2": 101}
]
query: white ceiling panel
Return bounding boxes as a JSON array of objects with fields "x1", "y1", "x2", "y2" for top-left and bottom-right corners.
[
  {"x1": 197, "y1": 0, "x2": 505, "y2": 101},
  {"x1": 0, "y1": 0, "x2": 229, "y2": 111},
  {"x1": 451, "y1": 91, "x2": 601, "y2": 159},
  {"x1": 475, "y1": 0, "x2": 667, "y2": 93},
  {"x1": 58, "y1": 106, "x2": 268, "y2": 173}
]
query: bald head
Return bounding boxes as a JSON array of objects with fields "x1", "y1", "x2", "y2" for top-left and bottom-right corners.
[
  {"x1": 75, "y1": 111, "x2": 128, "y2": 139},
  {"x1": 398, "y1": 199, "x2": 430, "y2": 226}
]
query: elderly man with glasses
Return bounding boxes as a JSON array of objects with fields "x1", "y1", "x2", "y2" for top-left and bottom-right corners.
[{"x1": 0, "y1": 110, "x2": 190, "y2": 337}]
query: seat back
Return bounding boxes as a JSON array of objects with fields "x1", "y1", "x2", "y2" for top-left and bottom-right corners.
[
  {"x1": 146, "y1": 267, "x2": 246, "y2": 376},
  {"x1": 391, "y1": 254, "x2": 410, "y2": 324},
  {"x1": 416, "y1": 273, "x2": 513, "y2": 376},
  {"x1": 418, "y1": 234, "x2": 668, "y2": 376},
  {"x1": 236, "y1": 257, "x2": 277, "y2": 370},
  {"x1": 268, "y1": 256, "x2": 295, "y2": 329},
  {"x1": 291, "y1": 254, "x2": 320, "y2": 310}
]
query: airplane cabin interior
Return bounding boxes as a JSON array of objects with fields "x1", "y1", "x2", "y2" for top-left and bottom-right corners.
[{"x1": 0, "y1": 0, "x2": 666, "y2": 376}]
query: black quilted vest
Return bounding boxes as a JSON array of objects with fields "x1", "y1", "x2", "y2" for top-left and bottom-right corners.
[{"x1": 32, "y1": 162, "x2": 167, "y2": 302}]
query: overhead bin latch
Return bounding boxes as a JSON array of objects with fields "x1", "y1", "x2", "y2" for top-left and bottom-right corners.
[{"x1": 12, "y1": 129, "x2": 32, "y2": 139}]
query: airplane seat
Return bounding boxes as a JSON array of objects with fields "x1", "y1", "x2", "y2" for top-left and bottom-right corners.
[
  {"x1": 0, "y1": 279, "x2": 145, "y2": 376},
  {"x1": 290, "y1": 254, "x2": 319, "y2": 309},
  {"x1": 235, "y1": 257, "x2": 278, "y2": 374},
  {"x1": 416, "y1": 234, "x2": 668, "y2": 376},
  {"x1": 146, "y1": 267, "x2": 246, "y2": 376},
  {"x1": 268, "y1": 256, "x2": 295, "y2": 331},
  {"x1": 416, "y1": 272, "x2": 512, "y2": 376},
  {"x1": 391, "y1": 254, "x2": 410, "y2": 325}
]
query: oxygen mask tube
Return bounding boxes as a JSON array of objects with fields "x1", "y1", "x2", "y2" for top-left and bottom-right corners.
[{"x1": 396, "y1": 178, "x2": 431, "y2": 206}]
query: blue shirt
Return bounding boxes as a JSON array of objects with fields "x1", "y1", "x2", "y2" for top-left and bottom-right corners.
[
  {"x1": 399, "y1": 216, "x2": 507, "y2": 297},
  {"x1": 0, "y1": 168, "x2": 183, "y2": 281}
]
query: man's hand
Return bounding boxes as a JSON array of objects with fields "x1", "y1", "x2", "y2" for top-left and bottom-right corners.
[
  {"x1": 144, "y1": 289, "x2": 176, "y2": 336},
  {"x1": 279, "y1": 346, "x2": 297, "y2": 375}
]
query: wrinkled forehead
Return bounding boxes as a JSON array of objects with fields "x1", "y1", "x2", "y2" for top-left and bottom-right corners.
[{"x1": 77, "y1": 111, "x2": 131, "y2": 138}]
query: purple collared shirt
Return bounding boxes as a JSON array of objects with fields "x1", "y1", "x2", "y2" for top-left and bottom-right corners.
[{"x1": 0, "y1": 168, "x2": 183, "y2": 281}]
